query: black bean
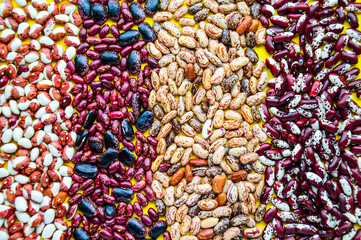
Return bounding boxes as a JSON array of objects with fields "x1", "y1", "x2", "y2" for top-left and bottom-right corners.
[
  {"x1": 138, "y1": 22, "x2": 156, "y2": 42},
  {"x1": 99, "y1": 148, "x2": 119, "y2": 168},
  {"x1": 119, "y1": 147, "x2": 136, "y2": 165},
  {"x1": 78, "y1": 0, "x2": 91, "y2": 19},
  {"x1": 78, "y1": 198, "x2": 97, "y2": 217},
  {"x1": 73, "y1": 228, "x2": 90, "y2": 240},
  {"x1": 74, "y1": 54, "x2": 89, "y2": 76},
  {"x1": 148, "y1": 220, "x2": 167, "y2": 238},
  {"x1": 74, "y1": 164, "x2": 98, "y2": 178},
  {"x1": 130, "y1": 2, "x2": 146, "y2": 23},
  {"x1": 127, "y1": 51, "x2": 142, "y2": 74},
  {"x1": 100, "y1": 51, "x2": 120, "y2": 65},
  {"x1": 103, "y1": 130, "x2": 120, "y2": 150},
  {"x1": 107, "y1": 0, "x2": 121, "y2": 20},
  {"x1": 144, "y1": 0, "x2": 159, "y2": 15},
  {"x1": 118, "y1": 30, "x2": 141, "y2": 47},
  {"x1": 112, "y1": 188, "x2": 134, "y2": 202},
  {"x1": 91, "y1": 3, "x2": 108, "y2": 25},
  {"x1": 75, "y1": 129, "x2": 88, "y2": 149},
  {"x1": 121, "y1": 119, "x2": 135, "y2": 141},
  {"x1": 88, "y1": 137, "x2": 103, "y2": 153},
  {"x1": 83, "y1": 109, "x2": 96, "y2": 129},
  {"x1": 135, "y1": 110, "x2": 154, "y2": 132}
]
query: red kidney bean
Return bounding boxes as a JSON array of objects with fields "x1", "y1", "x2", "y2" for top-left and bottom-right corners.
[
  {"x1": 70, "y1": 3, "x2": 159, "y2": 237},
  {"x1": 144, "y1": 186, "x2": 156, "y2": 202},
  {"x1": 99, "y1": 25, "x2": 110, "y2": 38},
  {"x1": 126, "y1": 203, "x2": 133, "y2": 217},
  {"x1": 133, "y1": 201, "x2": 143, "y2": 216},
  {"x1": 136, "y1": 193, "x2": 148, "y2": 207},
  {"x1": 88, "y1": 24, "x2": 101, "y2": 36},
  {"x1": 148, "y1": 208, "x2": 159, "y2": 222},
  {"x1": 145, "y1": 170, "x2": 153, "y2": 185},
  {"x1": 90, "y1": 59, "x2": 102, "y2": 70},
  {"x1": 141, "y1": 214, "x2": 153, "y2": 227}
]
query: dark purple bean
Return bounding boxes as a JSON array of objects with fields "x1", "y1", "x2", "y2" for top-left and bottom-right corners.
[
  {"x1": 148, "y1": 208, "x2": 159, "y2": 222},
  {"x1": 141, "y1": 214, "x2": 153, "y2": 227}
]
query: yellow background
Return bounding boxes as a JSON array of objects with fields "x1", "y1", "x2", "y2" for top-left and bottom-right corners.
[{"x1": 5, "y1": 0, "x2": 361, "y2": 239}]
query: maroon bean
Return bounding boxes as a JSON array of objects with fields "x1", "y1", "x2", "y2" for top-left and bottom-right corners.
[
  {"x1": 72, "y1": 173, "x2": 84, "y2": 183},
  {"x1": 134, "y1": 168, "x2": 144, "y2": 181},
  {"x1": 115, "y1": 216, "x2": 128, "y2": 225},
  {"x1": 88, "y1": 24, "x2": 101, "y2": 36},
  {"x1": 72, "y1": 213, "x2": 82, "y2": 227},
  {"x1": 90, "y1": 59, "x2": 102, "y2": 70},
  {"x1": 341, "y1": 50, "x2": 358, "y2": 64},
  {"x1": 273, "y1": 218, "x2": 285, "y2": 238},
  {"x1": 79, "y1": 28, "x2": 88, "y2": 42},
  {"x1": 103, "y1": 37, "x2": 118, "y2": 44},
  {"x1": 144, "y1": 186, "x2": 156, "y2": 202},
  {"x1": 126, "y1": 203, "x2": 133, "y2": 217},
  {"x1": 120, "y1": 46, "x2": 133, "y2": 56},
  {"x1": 123, "y1": 22, "x2": 134, "y2": 30},
  {"x1": 118, "y1": 181, "x2": 132, "y2": 188},
  {"x1": 113, "y1": 225, "x2": 126, "y2": 234},
  {"x1": 145, "y1": 170, "x2": 153, "y2": 185},
  {"x1": 353, "y1": 229, "x2": 361, "y2": 240},
  {"x1": 133, "y1": 201, "x2": 143, "y2": 216},
  {"x1": 114, "y1": 231, "x2": 125, "y2": 240},
  {"x1": 90, "y1": 189, "x2": 102, "y2": 201},
  {"x1": 133, "y1": 40, "x2": 145, "y2": 50},
  {"x1": 68, "y1": 193, "x2": 82, "y2": 205},
  {"x1": 99, "y1": 25, "x2": 110, "y2": 38},
  {"x1": 147, "y1": 57, "x2": 158, "y2": 68},
  {"x1": 68, "y1": 182, "x2": 80, "y2": 196},
  {"x1": 148, "y1": 208, "x2": 159, "y2": 222},
  {"x1": 83, "y1": 19, "x2": 95, "y2": 28},
  {"x1": 121, "y1": 2, "x2": 133, "y2": 21},
  {"x1": 99, "y1": 228, "x2": 113, "y2": 239},
  {"x1": 117, "y1": 18, "x2": 125, "y2": 29},
  {"x1": 146, "y1": 136, "x2": 157, "y2": 146},
  {"x1": 132, "y1": 180, "x2": 146, "y2": 192},
  {"x1": 106, "y1": 44, "x2": 121, "y2": 53},
  {"x1": 265, "y1": 35, "x2": 275, "y2": 54},
  {"x1": 140, "y1": 48, "x2": 148, "y2": 62},
  {"x1": 335, "y1": 222, "x2": 353, "y2": 236},
  {"x1": 86, "y1": 50, "x2": 100, "y2": 60},
  {"x1": 163, "y1": 230, "x2": 171, "y2": 240},
  {"x1": 110, "y1": 25, "x2": 120, "y2": 37},
  {"x1": 260, "y1": 186, "x2": 273, "y2": 204},
  {"x1": 141, "y1": 214, "x2": 153, "y2": 227},
  {"x1": 81, "y1": 179, "x2": 94, "y2": 189},
  {"x1": 263, "y1": 206, "x2": 277, "y2": 223},
  {"x1": 87, "y1": 36, "x2": 102, "y2": 44},
  {"x1": 136, "y1": 192, "x2": 148, "y2": 206}
]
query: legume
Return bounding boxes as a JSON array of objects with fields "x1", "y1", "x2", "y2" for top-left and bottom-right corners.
[
  {"x1": 258, "y1": 0, "x2": 361, "y2": 238},
  {"x1": 148, "y1": 0, "x2": 269, "y2": 238},
  {"x1": 66, "y1": 0, "x2": 163, "y2": 239},
  {"x1": 0, "y1": 0, "x2": 79, "y2": 239}
]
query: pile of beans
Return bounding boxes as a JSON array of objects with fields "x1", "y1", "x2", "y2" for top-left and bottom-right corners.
[
  {"x1": 148, "y1": 0, "x2": 270, "y2": 239},
  {"x1": 257, "y1": 0, "x2": 361, "y2": 239},
  {"x1": 0, "y1": 0, "x2": 79, "y2": 239},
  {"x1": 66, "y1": 0, "x2": 168, "y2": 239}
]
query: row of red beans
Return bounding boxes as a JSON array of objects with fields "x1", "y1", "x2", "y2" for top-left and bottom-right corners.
[{"x1": 65, "y1": 0, "x2": 164, "y2": 239}]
